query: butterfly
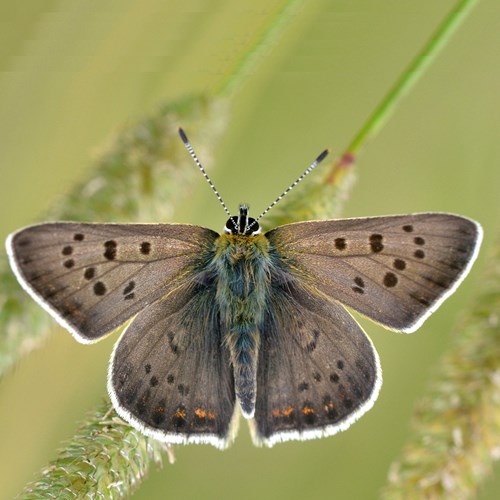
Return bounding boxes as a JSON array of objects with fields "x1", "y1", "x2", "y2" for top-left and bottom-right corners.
[{"x1": 6, "y1": 129, "x2": 482, "y2": 448}]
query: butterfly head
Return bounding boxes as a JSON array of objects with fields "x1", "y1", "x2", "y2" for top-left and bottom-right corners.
[{"x1": 224, "y1": 204, "x2": 261, "y2": 235}]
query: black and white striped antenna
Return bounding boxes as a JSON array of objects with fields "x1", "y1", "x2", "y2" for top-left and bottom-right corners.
[
  {"x1": 255, "y1": 148, "x2": 330, "y2": 222},
  {"x1": 179, "y1": 127, "x2": 330, "y2": 224},
  {"x1": 178, "y1": 128, "x2": 231, "y2": 218}
]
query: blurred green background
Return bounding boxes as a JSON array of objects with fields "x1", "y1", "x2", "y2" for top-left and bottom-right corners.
[{"x1": 1, "y1": 1, "x2": 500, "y2": 498}]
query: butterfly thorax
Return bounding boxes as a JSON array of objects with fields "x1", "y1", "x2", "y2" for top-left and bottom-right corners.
[
  {"x1": 213, "y1": 234, "x2": 271, "y2": 312},
  {"x1": 210, "y1": 232, "x2": 273, "y2": 417}
]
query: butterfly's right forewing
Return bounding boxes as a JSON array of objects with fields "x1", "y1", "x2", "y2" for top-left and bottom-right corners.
[{"x1": 7, "y1": 223, "x2": 218, "y2": 342}]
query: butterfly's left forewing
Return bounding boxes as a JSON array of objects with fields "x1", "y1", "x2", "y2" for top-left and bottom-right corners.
[
  {"x1": 7, "y1": 222, "x2": 218, "y2": 342},
  {"x1": 109, "y1": 280, "x2": 238, "y2": 449},
  {"x1": 267, "y1": 214, "x2": 482, "y2": 332},
  {"x1": 252, "y1": 282, "x2": 381, "y2": 446}
]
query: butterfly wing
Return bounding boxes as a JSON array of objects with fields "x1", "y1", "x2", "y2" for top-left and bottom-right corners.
[
  {"x1": 266, "y1": 213, "x2": 482, "y2": 332},
  {"x1": 251, "y1": 282, "x2": 381, "y2": 446},
  {"x1": 6, "y1": 222, "x2": 218, "y2": 342},
  {"x1": 109, "y1": 280, "x2": 237, "y2": 449}
]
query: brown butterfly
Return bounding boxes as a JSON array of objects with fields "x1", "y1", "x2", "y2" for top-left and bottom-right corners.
[{"x1": 6, "y1": 129, "x2": 482, "y2": 448}]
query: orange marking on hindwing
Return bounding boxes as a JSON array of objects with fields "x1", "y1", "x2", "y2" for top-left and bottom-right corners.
[
  {"x1": 302, "y1": 406, "x2": 315, "y2": 415},
  {"x1": 175, "y1": 408, "x2": 186, "y2": 418},
  {"x1": 272, "y1": 406, "x2": 294, "y2": 417},
  {"x1": 194, "y1": 407, "x2": 216, "y2": 420}
]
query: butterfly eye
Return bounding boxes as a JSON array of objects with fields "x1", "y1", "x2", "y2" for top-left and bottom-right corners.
[
  {"x1": 223, "y1": 216, "x2": 237, "y2": 234},
  {"x1": 246, "y1": 217, "x2": 261, "y2": 235}
]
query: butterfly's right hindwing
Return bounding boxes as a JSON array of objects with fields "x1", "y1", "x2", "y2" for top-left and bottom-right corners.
[
  {"x1": 6, "y1": 222, "x2": 218, "y2": 343},
  {"x1": 109, "y1": 280, "x2": 237, "y2": 449}
]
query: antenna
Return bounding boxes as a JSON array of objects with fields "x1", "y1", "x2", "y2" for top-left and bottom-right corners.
[
  {"x1": 255, "y1": 148, "x2": 330, "y2": 222},
  {"x1": 178, "y1": 128, "x2": 231, "y2": 218}
]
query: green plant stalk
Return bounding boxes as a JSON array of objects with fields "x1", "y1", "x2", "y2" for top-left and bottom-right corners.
[
  {"x1": 382, "y1": 240, "x2": 500, "y2": 499},
  {"x1": 271, "y1": 0, "x2": 479, "y2": 225},
  {"x1": 20, "y1": 402, "x2": 165, "y2": 499},
  {"x1": 214, "y1": 0, "x2": 303, "y2": 98},
  {"x1": 344, "y1": 0, "x2": 478, "y2": 157}
]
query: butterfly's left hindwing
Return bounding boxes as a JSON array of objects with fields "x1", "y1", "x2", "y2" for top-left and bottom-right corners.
[
  {"x1": 6, "y1": 222, "x2": 218, "y2": 343},
  {"x1": 252, "y1": 282, "x2": 381, "y2": 446},
  {"x1": 266, "y1": 213, "x2": 482, "y2": 332},
  {"x1": 109, "y1": 280, "x2": 238, "y2": 449}
]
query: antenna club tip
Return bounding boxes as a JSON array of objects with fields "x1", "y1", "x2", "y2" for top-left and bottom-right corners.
[
  {"x1": 317, "y1": 149, "x2": 330, "y2": 163},
  {"x1": 178, "y1": 127, "x2": 188, "y2": 144}
]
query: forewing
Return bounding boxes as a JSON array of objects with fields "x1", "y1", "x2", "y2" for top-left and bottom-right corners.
[
  {"x1": 252, "y1": 282, "x2": 381, "y2": 446},
  {"x1": 109, "y1": 281, "x2": 237, "y2": 449},
  {"x1": 266, "y1": 213, "x2": 482, "y2": 332},
  {"x1": 6, "y1": 222, "x2": 218, "y2": 342}
]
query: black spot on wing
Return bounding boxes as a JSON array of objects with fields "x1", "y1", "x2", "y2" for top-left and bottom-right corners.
[
  {"x1": 84, "y1": 267, "x2": 96, "y2": 280},
  {"x1": 369, "y1": 234, "x2": 384, "y2": 253},
  {"x1": 334, "y1": 238, "x2": 346, "y2": 250},
  {"x1": 383, "y1": 272, "x2": 398, "y2": 288},
  {"x1": 353, "y1": 276, "x2": 365, "y2": 294},
  {"x1": 393, "y1": 259, "x2": 406, "y2": 270},
  {"x1": 140, "y1": 242, "x2": 151, "y2": 255},
  {"x1": 93, "y1": 281, "x2": 106, "y2": 296},
  {"x1": 104, "y1": 240, "x2": 117, "y2": 261}
]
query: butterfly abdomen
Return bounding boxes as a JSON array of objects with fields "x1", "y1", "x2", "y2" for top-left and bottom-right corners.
[
  {"x1": 212, "y1": 234, "x2": 272, "y2": 417},
  {"x1": 225, "y1": 325, "x2": 260, "y2": 417}
]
